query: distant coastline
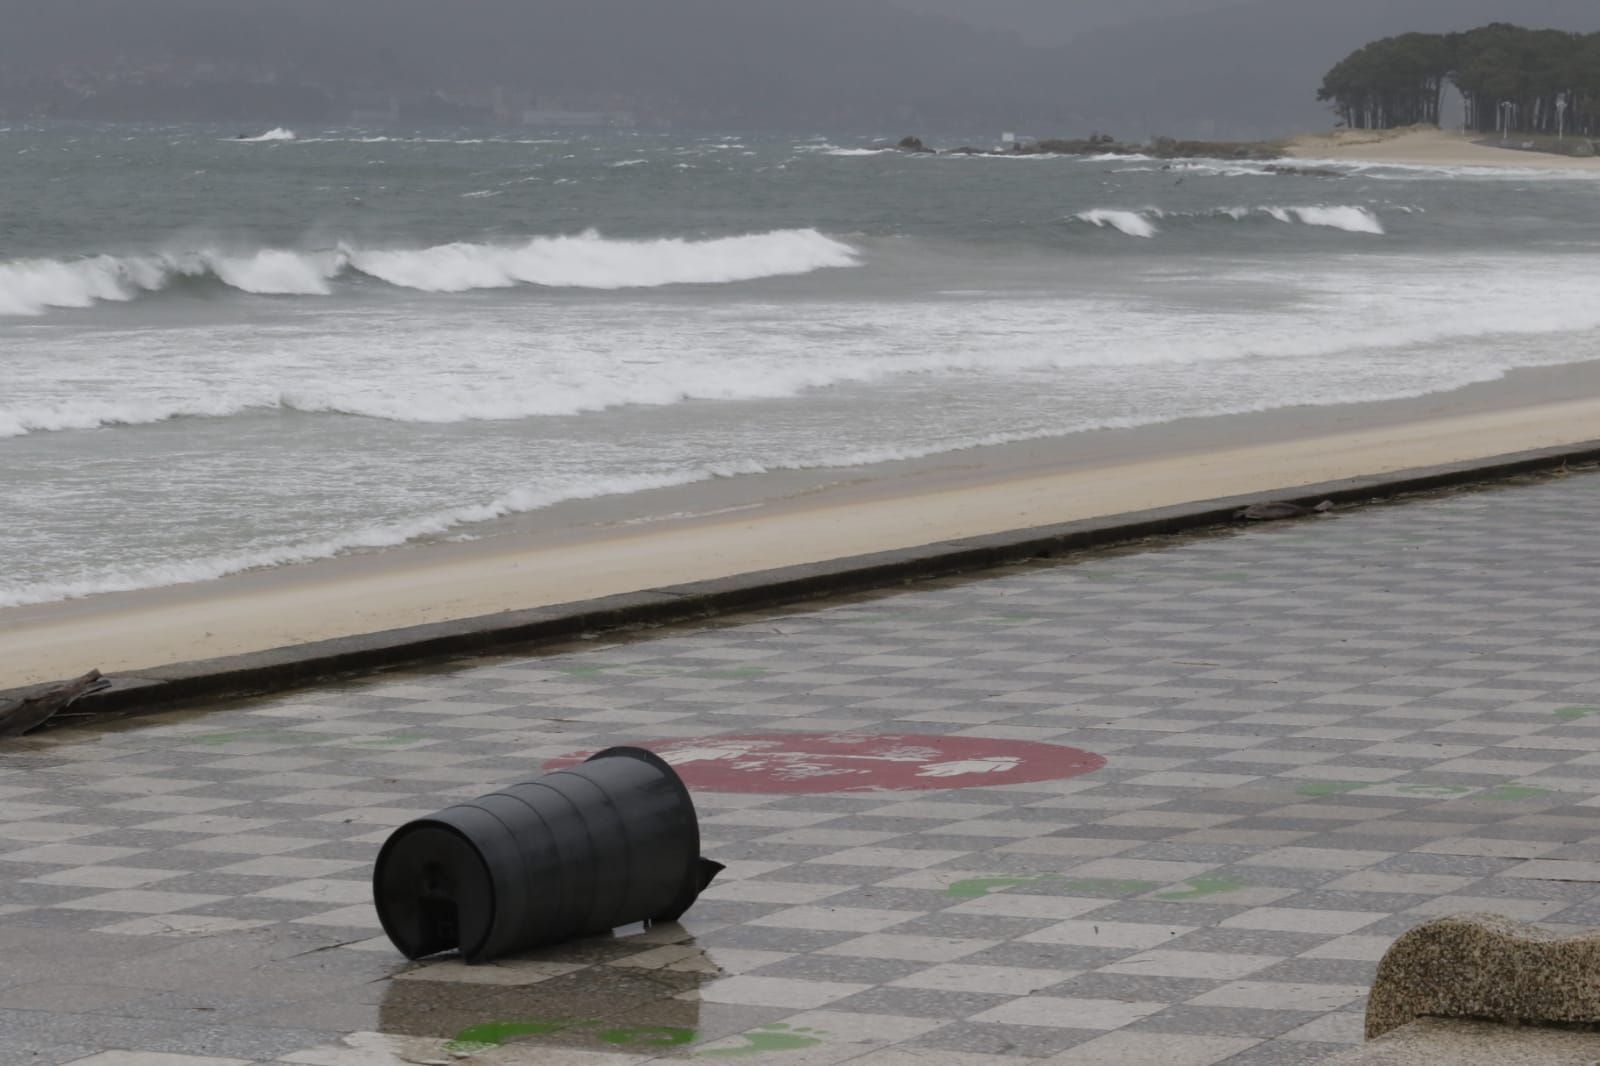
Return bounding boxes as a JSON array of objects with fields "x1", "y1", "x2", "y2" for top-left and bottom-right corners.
[
  {"x1": 893, "y1": 127, "x2": 1600, "y2": 171},
  {"x1": 1284, "y1": 126, "x2": 1600, "y2": 170}
]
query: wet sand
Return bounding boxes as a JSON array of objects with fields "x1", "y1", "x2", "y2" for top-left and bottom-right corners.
[
  {"x1": 1286, "y1": 126, "x2": 1600, "y2": 170},
  {"x1": 4, "y1": 361, "x2": 1600, "y2": 690}
]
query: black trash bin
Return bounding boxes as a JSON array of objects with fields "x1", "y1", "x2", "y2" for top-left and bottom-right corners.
[{"x1": 373, "y1": 746, "x2": 723, "y2": 963}]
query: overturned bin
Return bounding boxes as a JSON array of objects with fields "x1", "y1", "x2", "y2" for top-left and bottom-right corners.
[{"x1": 373, "y1": 746, "x2": 723, "y2": 963}]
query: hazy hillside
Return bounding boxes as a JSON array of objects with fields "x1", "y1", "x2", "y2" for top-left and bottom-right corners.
[{"x1": 1029, "y1": 0, "x2": 1600, "y2": 138}]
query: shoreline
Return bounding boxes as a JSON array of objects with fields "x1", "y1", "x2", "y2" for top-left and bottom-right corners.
[
  {"x1": 1284, "y1": 126, "x2": 1600, "y2": 170},
  {"x1": 5, "y1": 360, "x2": 1600, "y2": 690}
]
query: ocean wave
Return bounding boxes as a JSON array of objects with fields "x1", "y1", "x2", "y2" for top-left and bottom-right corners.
[
  {"x1": 0, "y1": 229, "x2": 859, "y2": 315},
  {"x1": 0, "y1": 395, "x2": 263, "y2": 439},
  {"x1": 1282, "y1": 154, "x2": 1600, "y2": 181},
  {"x1": 0, "y1": 469, "x2": 708, "y2": 609},
  {"x1": 1072, "y1": 204, "x2": 1386, "y2": 237},
  {"x1": 1263, "y1": 205, "x2": 1384, "y2": 234},
  {"x1": 1075, "y1": 209, "x2": 1159, "y2": 238},
  {"x1": 344, "y1": 229, "x2": 857, "y2": 292},
  {"x1": 234, "y1": 127, "x2": 296, "y2": 142}
]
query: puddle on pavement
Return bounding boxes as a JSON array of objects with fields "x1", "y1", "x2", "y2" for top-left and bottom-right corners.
[{"x1": 377, "y1": 924, "x2": 813, "y2": 1059}]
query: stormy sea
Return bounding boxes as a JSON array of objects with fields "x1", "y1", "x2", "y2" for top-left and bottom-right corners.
[{"x1": 3, "y1": 125, "x2": 1598, "y2": 607}]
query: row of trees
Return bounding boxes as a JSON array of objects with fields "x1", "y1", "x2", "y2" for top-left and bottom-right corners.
[{"x1": 1319, "y1": 24, "x2": 1600, "y2": 138}]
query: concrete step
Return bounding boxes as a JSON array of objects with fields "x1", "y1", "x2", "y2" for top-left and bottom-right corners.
[{"x1": 1322, "y1": 1017, "x2": 1600, "y2": 1065}]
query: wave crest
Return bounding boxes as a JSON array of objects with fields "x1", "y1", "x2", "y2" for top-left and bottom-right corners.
[
  {"x1": 1072, "y1": 204, "x2": 1386, "y2": 238},
  {"x1": 235, "y1": 127, "x2": 297, "y2": 142},
  {"x1": 346, "y1": 229, "x2": 857, "y2": 292},
  {"x1": 0, "y1": 229, "x2": 859, "y2": 315},
  {"x1": 1076, "y1": 209, "x2": 1159, "y2": 238}
]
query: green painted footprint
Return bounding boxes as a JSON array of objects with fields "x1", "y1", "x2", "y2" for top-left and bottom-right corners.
[
  {"x1": 346, "y1": 732, "x2": 428, "y2": 747},
  {"x1": 1057, "y1": 878, "x2": 1159, "y2": 897},
  {"x1": 1482, "y1": 784, "x2": 1555, "y2": 801},
  {"x1": 598, "y1": 1024, "x2": 696, "y2": 1048},
  {"x1": 947, "y1": 875, "x2": 1053, "y2": 899},
  {"x1": 697, "y1": 1024, "x2": 826, "y2": 1058},
  {"x1": 1392, "y1": 784, "x2": 1473, "y2": 798},
  {"x1": 1156, "y1": 875, "x2": 1247, "y2": 901},
  {"x1": 1555, "y1": 707, "x2": 1600, "y2": 721},
  {"x1": 1295, "y1": 781, "x2": 1365, "y2": 797},
  {"x1": 446, "y1": 1019, "x2": 574, "y2": 1053}
]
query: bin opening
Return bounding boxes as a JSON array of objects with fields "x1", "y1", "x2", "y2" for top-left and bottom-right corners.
[
  {"x1": 374, "y1": 823, "x2": 495, "y2": 961},
  {"x1": 418, "y1": 868, "x2": 461, "y2": 951}
]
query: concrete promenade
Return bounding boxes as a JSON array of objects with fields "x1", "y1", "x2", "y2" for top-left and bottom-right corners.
[{"x1": 4, "y1": 469, "x2": 1600, "y2": 1065}]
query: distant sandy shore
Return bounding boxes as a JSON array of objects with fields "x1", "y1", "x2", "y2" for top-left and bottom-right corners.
[
  {"x1": 1286, "y1": 126, "x2": 1600, "y2": 170},
  {"x1": 4, "y1": 361, "x2": 1600, "y2": 691}
]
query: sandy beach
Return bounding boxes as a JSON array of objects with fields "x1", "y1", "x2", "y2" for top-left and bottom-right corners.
[
  {"x1": 4, "y1": 361, "x2": 1600, "y2": 691},
  {"x1": 1285, "y1": 125, "x2": 1600, "y2": 170}
]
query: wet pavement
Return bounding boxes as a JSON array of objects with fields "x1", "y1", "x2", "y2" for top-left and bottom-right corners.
[{"x1": 4, "y1": 469, "x2": 1600, "y2": 1066}]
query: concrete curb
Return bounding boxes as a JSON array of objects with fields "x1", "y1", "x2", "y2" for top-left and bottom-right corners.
[
  {"x1": 8, "y1": 438, "x2": 1600, "y2": 726},
  {"x1": 1367, "y1": 914, "x2": 1600, "y2": 1039}
]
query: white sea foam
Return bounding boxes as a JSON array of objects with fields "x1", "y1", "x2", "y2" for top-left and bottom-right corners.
[
  {"x1": 0, "y1": 469, "x2": 708, "y2": 608},
  {"x1": 236, "y1": 127, "x2": 296, "y2": 142},
  {"x1": 0, "y1": 230, "x2": 859, "y2": 315},
  {"x1": 1075, "y1": 209, "x2": 1159, "y2": 238},
  {"x1": 825, "y1": 147, "x2": 895, "y2": 156},
  {"x1": 1266, "y1": 205, "x2": 1385, "y2": 234},
  {"x1": 1286, "y1": 154, "x2": 1600, "y2": 182},
  {"x1": 203, "y1": 249, "x2": 342, "y2": 295},
  {"x1": 1071, "y1": 204, "x2": 1387, "y2": 237},
  {"x1": 346, "y1": 229, "x2": 857, "y2": 291},
  {"x1": 11, "y1": 245, "x2": 1600, "y2": 606}
]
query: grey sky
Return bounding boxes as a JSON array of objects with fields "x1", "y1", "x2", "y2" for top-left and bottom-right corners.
[{"x1": 4, "y1": 1, "x2": 1600, "y2": 135}]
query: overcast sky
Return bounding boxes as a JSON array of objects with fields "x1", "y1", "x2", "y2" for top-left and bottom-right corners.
[
  {"x1": 890, "y1": 0, "x2": 1252, "y2": 45},
  {"x1": 6, "y1": 0, "x2": 1600, "y2": 135}
]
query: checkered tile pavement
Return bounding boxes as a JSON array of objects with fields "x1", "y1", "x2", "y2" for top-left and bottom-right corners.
[{"x1": 5, "y1": 470, "x2": 1600, "y2": 1065}]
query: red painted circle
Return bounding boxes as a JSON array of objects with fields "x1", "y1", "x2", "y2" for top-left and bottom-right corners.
[{"x1": 544, "y1": 733, "x2": 1105, "y2": 794}]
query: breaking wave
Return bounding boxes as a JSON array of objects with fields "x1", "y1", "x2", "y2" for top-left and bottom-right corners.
[
  {"x1": 1072, "y1": 204, "x2": 1386, "y2": 238},
  {"x1": 0, "y1": 229, "x2": 860, "y2": 315},
  {"x1": 235, "y1": 127, "x2": 297, "y2": 142},
  {"x1": 1261, "y1": 205, "x2": 1385, "y2": 233},
  {"x1": 1076, "y1": 209, "x2": 1159, "y2": 238}
]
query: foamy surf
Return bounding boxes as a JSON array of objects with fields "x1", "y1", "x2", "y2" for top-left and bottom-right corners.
[
  {"x1": 1072, "y1": 204, "x2": 1386, "y2": 237},
  {"x1": 1076, "y1": 209, "x2": 1159, "y2": 238},
  {"x1": 1264, "y1": 205, "x2": 1385, "y2": 234},
  {"x1": 0, "y1": 229, "x2": 860, "y2": 315},
  {"x1": 235, "y1": 127, "x2": 297, "y2": 142},
  {"x1": 346, "y1": 229, "x2": 858, "y2": 292}
]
